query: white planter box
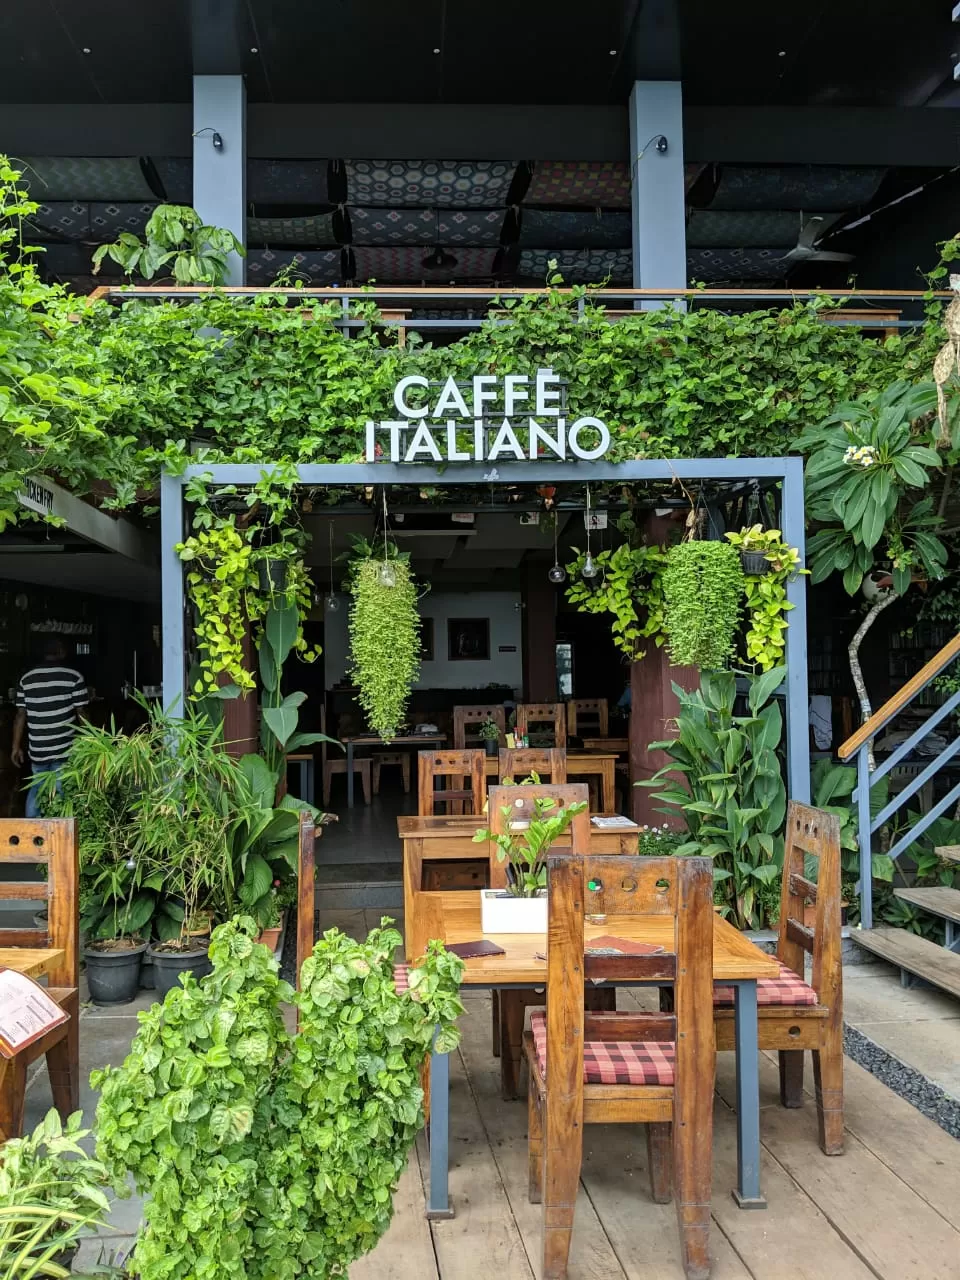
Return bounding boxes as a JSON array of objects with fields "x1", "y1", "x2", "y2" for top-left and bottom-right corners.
[{"x1": 481, "y1": 889, "x2": 547, "y2": 934}]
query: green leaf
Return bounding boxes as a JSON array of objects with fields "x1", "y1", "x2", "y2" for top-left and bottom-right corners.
[
  {"x1": 239, "y1": 753, "x2": 277, "y2": 807},
  {"x1": 240, "y1": 853, "x2": 273, "y2": 906},
  {"x1": 263, "y1": 705, "x2": 298, "y2": 749},
  {"x1": 266, "y1": 602, "x2": 299, "y2": 671}
]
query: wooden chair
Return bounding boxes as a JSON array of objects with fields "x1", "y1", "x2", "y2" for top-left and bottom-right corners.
[
  {"x1": 525, "y1": 852, "x2": 715, "y2": 1280},
  {"x1": 487, "y1": 783, "x2": 613, "y2": 1099},
  {"x1": 372, "y1": 751, "x2": 411, "y2": 795},
  {"x1": 713, "y1": 801, "x2": 844, "y2": 1156},
  {"x1": 567, "y1": 698, "x2": 609, "y2": 739},
  {"x1": 417, "y1": 749, "x2": 485, "y2": 817},
  {"x1": 453, "y1": 704, "x2": 506, "y2": 749},
  {"x1": 320, "y1": 705, "x2": 371, "y2": 807},
  {"x1": 515, "y1": 702, "x2": 566, "y2": 748},
  {"x1": 499, "y1": 748, "x2": 567, "y2": 784},
  {"x1": 0, "y1": 818, "x2": 79, "y2": 1142}
]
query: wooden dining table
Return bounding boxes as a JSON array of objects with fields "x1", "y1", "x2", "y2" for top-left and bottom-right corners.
[
  {"x1": 398, "y1": 813, "x2": 640, "y2": 928},
  {"x1": 0, "y1": 947, "x2": 65, "y2": 980},
  {"x1": 344, "y1": 732, "x2": 446, "y2": 806},
  {"x1": 408, "y1": 892, "x2": 777, "y2": 1220},
  {"x1": 484, "y1": 750, "x2": 620, "y2": 812}
]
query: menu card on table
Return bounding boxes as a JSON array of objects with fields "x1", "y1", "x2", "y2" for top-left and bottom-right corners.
[{"x1": 0, "y1": 968, "x2": 68, "y2": 1058}]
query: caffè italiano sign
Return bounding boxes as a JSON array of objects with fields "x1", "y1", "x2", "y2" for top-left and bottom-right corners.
[{"x1": 364, "y1": 368, "x2": 610, "y2": 463}]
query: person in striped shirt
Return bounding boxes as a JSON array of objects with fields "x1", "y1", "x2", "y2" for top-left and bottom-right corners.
[{"x1": 11, "y1": 638, "x2": 89, "y2": 818}]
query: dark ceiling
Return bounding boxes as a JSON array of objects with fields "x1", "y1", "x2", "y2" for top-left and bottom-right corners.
[{"x1": 1, "y1": 0, "x2": 958, "y2": 107}]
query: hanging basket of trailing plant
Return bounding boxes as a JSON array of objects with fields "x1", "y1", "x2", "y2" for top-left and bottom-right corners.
[
  {"x1": 349, "y1": 557, "x2": 421, "y2": 740},
  {"x1": 661, "y1": 540, "x2": 744, "y2": 670}
]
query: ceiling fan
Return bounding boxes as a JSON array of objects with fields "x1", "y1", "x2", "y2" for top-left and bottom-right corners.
[{"x1": 782, "y1": 214, "x2": 853, "y2": 265}]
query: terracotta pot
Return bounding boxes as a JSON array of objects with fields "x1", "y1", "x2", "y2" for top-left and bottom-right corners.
[{"x1": 256, "y1": 925, "x2": 282, "y2": 952}]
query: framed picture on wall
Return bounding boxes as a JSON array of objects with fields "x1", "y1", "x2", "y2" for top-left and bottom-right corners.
[
  {"x1": 448, "y1": 617, "x2": 490, "y2": 661},
  {"x1": 421, "y1": 617, "x2": 434, "y2": 661}
]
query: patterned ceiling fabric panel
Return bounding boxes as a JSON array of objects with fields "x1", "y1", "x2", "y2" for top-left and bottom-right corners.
[
  {"x1": 151, "y1": 158, "x2": 193, "y2": 204},
  {"x1": 89, "y1": 203, "x2": 157, "y2": 240},
  {"x1": 350, "y1": 208, "x2": 436, "y2": 245},
  {"x1": 352, "y1": 245, "x2": 498, "y2": 282},
  {"x1": 687, "y1": 210, "x2": 841, "y2": 248},
  {"x1": 519, "y1": 209, "x2": 631, "y2": 249},
  {"x1": 247, "y1": 214, "x2": 337, "y2": 246},
  {"x1": 21, "y1": 157, "x2": 154, "y2": 201},
  {"x1": 245, "y1": 249, "x2": 343, "y2": 285},
  {"x1": 345, "y1": 161, "x2": 516, "y2": 208},
  {"x1": 247, "y1": 160, "x2": 329, "y2": 205},
  {"x1": 687, "y1": 248, "x2": 791, "y2": 282},
  {"x1": 708, "y1": 166, "x2": 886, "y2": 211},
  {"x1": 517, "y1": 248, "x2": 633, "y2": 284},
  {"x1": 437, "y1": 209, "x2": 505, "y2": 245},
  {"x1": 525, "y1": 162, "x2": 631, "y2": 208},
  {"x1": 27, "y1": 203, "x2": 91, "y2": 241}
]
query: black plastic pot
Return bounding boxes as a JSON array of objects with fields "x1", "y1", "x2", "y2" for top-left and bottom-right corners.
[
  {"x1": 484, "y1": 739, "x2": 499, "y2": 757},
  {"x1": 257, "y1": 558, "x2": 288, "y2": 594},
  {"x1": 139, "y1": 951, "x2": 156, "y2": 990},
  {"x1": 739, "y1": 550, "x2": 769, "y2": 576},
  {"x1": 83, "y1": 941, "x2": 146, "y2": 1006},
  {"x1": 148, "y1": 942, "x2": 212, "y2": 997}
]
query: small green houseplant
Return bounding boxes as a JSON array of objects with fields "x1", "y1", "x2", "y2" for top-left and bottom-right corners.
[
  {"x1": 473, "y1": 796, "x2": 587, "y2": 932},
  {"x1": 478, "y1": 717, "x2": 501, "y2": 757},
  {"x1": 0, "y1": 1109, "x2": 110, "y2": 1279},
  {"x1": 661, "y1": 539, "x2": 744, "y2": 670},
  {"x1": 723, "y1": 526, "x2": 806, "y2": 671},
  {"x1": 93, "y1": 917, "x2": 463, "y2": 1280},
  {"x1": 348, "y1": 548, "x2": 421, "y2": 740}
]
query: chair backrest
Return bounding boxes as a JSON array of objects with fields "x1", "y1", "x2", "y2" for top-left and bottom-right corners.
[
  {"x1": 567, "y1": 698, "x2": 609, "y2": 739},
  {"x1": 515, "y1": 702, "x2": 566, "y2": 747},
  {"x1": 544, "y1": 851, "x2": 714, "y2": 1110},
  {"x1": 778, "y1": 801, "x2": 842, "y2": 1012},
  {"x1": 0, "y1": 818, "x2": 78, "y2": 989},
  {"x1": 453, "y1": 704, "x2": 506, "y2": 750},
  {"x1": 418, "y1": 749, "x2": 486, "y2": 816},
  {"x1": 487, "y1": 782, "x2": 589, "y2": 888},
  {"x1": 296, "y1": 810, "x2": 316, "y2": 987},
  {"x1": 499, "y1": 747, "x2": 567, "y2": 785}
]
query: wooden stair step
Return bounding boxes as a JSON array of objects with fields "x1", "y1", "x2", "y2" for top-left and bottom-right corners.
[
  {"x1": 894, "y1": 886, "x2": 960, "y2": 926},
  {"x1": 853, "y1": 926, "x2": 960, "y2": 999},
  {"x1": 933, "y1": 845, "x2": 960, "y2": 863}
]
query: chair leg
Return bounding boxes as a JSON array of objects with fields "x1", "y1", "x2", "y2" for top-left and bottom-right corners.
[
  {"x1": 813, "y1": 1031, "x2": 844, "y2": 1156},
  {"x1": 542, "y1": 1093, "x2": 583, "y2": 1280},
  {"x1": 528, "y1": 1072, "x2": 543, "y2": 1204},
  {"x1": 372, "y1": 761, "x2": 381, "y2": 794},
  {"x1": 322, "y1": 767, "x2": 332, "y2": 808},
  {"x1": 492, "y1": 991, "x2": 501, "y2": 1058},
  {"x1": 360, "y1": 765, "x2": 372, "y2": 805},
  {"x1": 46, "y1": 996, "x2": 79, "y2": 1119},
  {"x1": 646, "y1": 1123, "x2": 673, "y2": 1203},
  {"x1": 0, "y1": 1055, "x2": 27, "y2": 1143},
  {"x1": 778, "y1": 1049, "x2": 805, "y2": 1108},
  {"x1": 673, "y1": 1046, "x2": 713, "y2": 1279},
  {"x1": 500, "y1": 991, "x2": 526, "y2": 1100},
  {"x1": 402, "y1": 754, "x2": 411, "y2": 793}
]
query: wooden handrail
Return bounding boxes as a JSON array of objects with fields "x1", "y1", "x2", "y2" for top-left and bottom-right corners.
[{"x1": 838, "y1": 632, "x2": 960, "y2": 760}]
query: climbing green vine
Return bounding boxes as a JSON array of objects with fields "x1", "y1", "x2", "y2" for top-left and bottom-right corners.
[
  {"x1": 725, "y1": 526, "x2": 805, "y2": 671},
  {"x1": 565, "y1": 521, "x2": 667, "y2": 660},
  {"x1": 661, "y1": 541, "x2": 744, "y2": 670},
  {"x1": 349, "y1": 553, "x2": 421, "y2": 739}
]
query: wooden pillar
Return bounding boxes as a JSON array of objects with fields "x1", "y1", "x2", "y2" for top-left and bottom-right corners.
[
  {"x1": 523, "y1": 565, "x2": 557, "y2": 702},
  {"x1": 221, "y1": 618, "x2": 258, "y2": 758},
  {"x1": 628, "y1": 513, "x2": 697, "y2": 824}
]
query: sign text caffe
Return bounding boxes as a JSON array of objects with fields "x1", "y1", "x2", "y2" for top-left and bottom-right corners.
[{"x1": 364, "y1": 368, "x2": 610, "y2": 464}]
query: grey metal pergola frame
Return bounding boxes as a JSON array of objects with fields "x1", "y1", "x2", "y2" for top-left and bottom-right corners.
[{"x1": 160, "y1": 454, "x2": 811, "y2": 805}]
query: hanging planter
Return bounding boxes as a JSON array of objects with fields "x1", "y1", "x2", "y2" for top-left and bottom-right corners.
[
  {"x1": 739, "y1": 550, "x2": 769, "y2": 576},
  {"x1": 257, "y1": 556, "x2": 289, "y2": 595},
  {"x1": 349, "y1": 553, "x2": 421, "y2": 741},
  {"x1": 661, "y1": 540, "x2": 744, "y2": 670}
]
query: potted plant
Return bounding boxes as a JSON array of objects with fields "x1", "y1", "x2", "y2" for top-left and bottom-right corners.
[
  {"x1": 473, "y1": 796, "x2": 588, "y2": 932},
  {"x1": 0, "y1": 1109, "x2": 110, "y2": 1279},
  {"x1": 479, "y1": 717, "x2": 501, "y2": 757},
  {"x1": 92, "y1": 917, "x2": 463, "y2": 1279},
  {"x1": 661, "y1": 539, "x2": 744, "y2": 670}
]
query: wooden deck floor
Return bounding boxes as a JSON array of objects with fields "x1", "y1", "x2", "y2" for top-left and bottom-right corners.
[{"x1": 326, "y1": 910, "x2": 960, "y2": 1280}]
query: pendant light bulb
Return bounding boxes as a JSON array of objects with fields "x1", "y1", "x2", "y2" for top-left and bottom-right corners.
[
  {"x1": 325, "y1": 594, "x2": 341, "y2": 613},
  {"x1": 581, "y1": 552, "x2": 599, "y2": 580},
  {"x1": 548, "y1": 512, "x2": 566, "y2": 584},
  {"x1": 548, "y1": 563, "x2": 567, "y2": 584},
  {"x1": 377, "y1": 561, "x2": 397, "y2": 588}
]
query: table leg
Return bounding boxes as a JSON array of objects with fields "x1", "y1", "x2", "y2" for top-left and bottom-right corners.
[
  {"x1": 601, "y1": 760, "x2": 615, "y2": 813},
  {"x1": 426, "y1": 1041, "x2": 455, "y2": 1218},
  {"x1": 347, "y1": 741, "x2": 355, "y2": 808},
  {"x1": 305, "y1": 758, "x2": 315, "y2": 808},
  {"x1": 732, "y1": 980, "x2": 766, "y2": 1208}
]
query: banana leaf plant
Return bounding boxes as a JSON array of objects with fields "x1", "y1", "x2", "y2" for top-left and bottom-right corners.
[{"x1": 639, "y1": 667, "x2": 787, "y2": 930}]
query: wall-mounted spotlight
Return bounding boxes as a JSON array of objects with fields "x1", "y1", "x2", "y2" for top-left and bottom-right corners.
[{"x1": 193, "y1": 127, "x2": 223, "y2": 150}]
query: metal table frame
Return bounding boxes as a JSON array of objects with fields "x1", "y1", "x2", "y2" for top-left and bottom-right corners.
[{"x1": 425, "y1": 977, "x2": 765, "y2": 1219}]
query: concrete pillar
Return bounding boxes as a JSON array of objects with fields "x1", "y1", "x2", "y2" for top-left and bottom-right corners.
[
  {"x1": 192, "y1": 74, "x2": 246, "y2": 284},
  {"x1": 629, "y1": 80, "x2": 686, "y2": 307},
  {"x1": 523, "y1": 565, "x2": 558, "y2": 702}
]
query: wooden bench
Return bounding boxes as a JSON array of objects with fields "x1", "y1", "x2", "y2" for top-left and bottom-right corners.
[{"x1": 0, "y1": 818, "x2": 79, "y2": 1142}]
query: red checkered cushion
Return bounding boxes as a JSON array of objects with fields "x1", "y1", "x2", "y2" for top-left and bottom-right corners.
[
  {"x1": 713, "y1": 961, "x2": 817, "y2": 1008},
  {"x1": 530, "y1": 1009, "x2": 675, "y2": 1086},
  {"x1": 394, "y1": 963, "x2": 410, "y2": 994}
]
